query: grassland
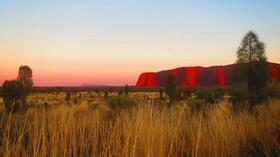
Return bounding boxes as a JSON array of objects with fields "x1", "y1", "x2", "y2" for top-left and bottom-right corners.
[{"x1": 0, "y1": 92, "x2": 280, "y2": 157}]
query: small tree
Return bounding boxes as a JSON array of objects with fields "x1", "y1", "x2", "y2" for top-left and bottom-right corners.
[
  {"x1": 2, "y1": 80, "x2": 22, "y2": 112},
  {"x1": 17, "y1": 65, "x2": 33, "y2": 106},
  {"x1": 233, "y1": 31, "x2": 268, "y2": 106},
  {"x1": 164, "y1": 74, "x2": 177, "y2": 105}
]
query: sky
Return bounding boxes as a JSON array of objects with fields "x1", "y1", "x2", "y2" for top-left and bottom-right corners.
[{"x1": 0, "y1": 0, "x2": 280, "y2": 86}]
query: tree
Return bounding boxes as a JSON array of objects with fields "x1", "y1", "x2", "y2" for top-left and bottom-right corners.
[
  {"x1": 164, "y1": 74, "x2": 177, "y2": 105},
  {"x1": 2, "y1": 80, "x2": 22, "y2": 112},
  {"x1": 17, "y1": 65, "x2": 33, "y2": 105},
  {"x1": 234, "y1": 31, "x2": 268, "y2": 106}
]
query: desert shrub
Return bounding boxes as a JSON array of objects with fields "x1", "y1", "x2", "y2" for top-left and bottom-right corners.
[
  {"x1": 164, "y1": 74, "x2": 178, "y2": 105},
  {"x1": 229, "y1": 84, "x2": 251, "y2": 105},
  {"x1": 197, "y1": 88, "x2": 225, "y2": 103},
  {"x1": 267, "y1": 83, "x2": 280, "y2": 99},
  {"x1": 17, "y1": 65, "x2": 33, "y2": 106},
  {"x1": 196, "y1": 89, "x2": 216, "y2": 105},
  {"x1": 186, "y1": 97, "x2": 204, "y2": 111},
  {"x1": 2, "y1": 80, "x2": 22, "y2": 113},
  {"x1": 213, "y1": 88, "x2": 225, "y2": 100},
  {"x1": 177, "y1": 88, "x2": 183, "y2": 100},
  {"x1": 182, "y1": 89, "x2": 193, "y2": 98},
  {"x1": 105, "y1": 96, "x2": 137, "y2": 110}
]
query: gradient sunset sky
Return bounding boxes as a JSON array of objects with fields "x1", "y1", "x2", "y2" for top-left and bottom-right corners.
[{"x1": 0, "y1": 0, "x2": 280, "y2": 86}]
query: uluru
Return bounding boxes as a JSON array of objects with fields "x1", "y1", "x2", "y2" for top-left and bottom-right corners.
[{"x1": 136, "y1": 63, "x2": 280, "y2": 87}]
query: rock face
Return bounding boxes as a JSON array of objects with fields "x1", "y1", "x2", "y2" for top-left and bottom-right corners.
[{"x1": 136, "y1": 63, "x2": 280, "y2": 87}]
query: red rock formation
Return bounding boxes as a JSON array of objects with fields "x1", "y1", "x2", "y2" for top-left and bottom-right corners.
[{"x1": 136, "y1": 63, "x2": 280, "y2": 87}]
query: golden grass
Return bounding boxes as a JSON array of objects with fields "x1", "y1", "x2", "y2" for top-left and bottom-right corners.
[{"x1": 0, "y1": 96, "x2": 280, "y2": 157}]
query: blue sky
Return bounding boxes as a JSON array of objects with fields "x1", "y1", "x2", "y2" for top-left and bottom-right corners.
[{"x1": 0, "y1": 0, "x2": 280, "y2": 85}]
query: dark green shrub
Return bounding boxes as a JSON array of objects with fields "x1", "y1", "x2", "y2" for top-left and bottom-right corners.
[
  {"x1": 164, "y1": 74, "x2": 178, "y2": 105},
  {"x1": 196, "y1": 89, "x2": 216, "y2": 105},
  {"x1": 105, "y1": 96, "x2": 137, "y2": 110},
  {"x1": 229, "y1": 84, "x2": 251, "y2": 105},
  {"x1": 186, "y1": 97, "x2": 204, "y2": 111},
  {"x1": 183, "y1": 89, "x2": 193, "y2": 98},
  {"x1": 2, "y1": 80, "x2": 22, "y2": 113},
  {"x1": 267, "y1": 83, "x2": 280, "y2": 99},
  {"x1": 17, "y1": 65, "x2": 33, "y2": 106}
]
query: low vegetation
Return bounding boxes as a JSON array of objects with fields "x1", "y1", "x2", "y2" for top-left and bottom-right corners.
[{"x1": 0, "y1": 93, "x2": 280, "y2": 157}]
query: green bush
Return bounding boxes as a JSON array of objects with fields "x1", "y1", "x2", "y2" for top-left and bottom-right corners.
[
  {"x1": 105, "y1": 96, "x2": 137, "y2": 110},
  {"x1": 195, "y1": 88, "x2": 225, "y2": 105},
  {"x1": 186, "y1": 97, "x2": 203, "y2": 110},
  {"x1": 267, "y1": 83, "x2": 280, "y2": 99},
  {"x1": 2, "y1": 80, "x2": 22, "y2": 113},
  {"x1": 164, "y1": 74, "x2": 178, "y2": 105},
  {"x1": 229, "y1": 84, "x2": 251, "y2": 105}
]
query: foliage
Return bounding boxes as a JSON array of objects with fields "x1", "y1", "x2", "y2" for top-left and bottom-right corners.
[
  {"x1": 267, "y1": 83, "x2": 280, "y2": 99},
  {"x1": 229, "y1": 84, "x2": 251, "y2": 105},
  {"x1": 186, "y1": 97, "x2": 204, "y2": 111},
  {"x1": 195, "y1": 88, "x2": 225, "y2": 105},
  {"x1": 105, "y1": 95, "x2": 137, "y2": 110},
  {"x1": 164, "y1": 74, "x2": 178, "y2": 104},
  {"x1": 2, "y1": 80, "x2": 22, "y2": 112},
  {"x1": 234, "y1": 31, "x2": 268, "y2": 105},
  {"x1": 17, "y1": 65, "x2": 33, "y2": 105}
]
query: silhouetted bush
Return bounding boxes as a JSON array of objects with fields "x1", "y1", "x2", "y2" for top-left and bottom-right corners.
[
  {"x1": 229, "y1": 84, "x2": 252, "y2": 105},
  {"x1": 2, "y1": 80, "x2": 22, "y2": 113},
  {"x1": 164, "y1": 74, "x2": 178, "y2": 105},
  {"x1": 186, "y1": 97, "x2": 204, "y2": 111},
  {"x1": 17, "y1": 65, "x2": 33, "y2": 106},
  {"x1": 267, "y1": 83, "x2": 280, "y2": 99}
]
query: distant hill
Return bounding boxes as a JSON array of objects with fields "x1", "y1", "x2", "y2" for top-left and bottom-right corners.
[{"x1": 136, "y1": 62, "x2": 280, "y2": 87}]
